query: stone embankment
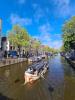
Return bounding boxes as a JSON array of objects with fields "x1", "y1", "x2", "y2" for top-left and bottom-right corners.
[{"x1": 0, "y1": 58, "x2": 27, "y2": 67}]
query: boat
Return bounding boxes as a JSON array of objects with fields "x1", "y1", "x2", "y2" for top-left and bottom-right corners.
[
  {"x1": 41, "y1": 54, "x2": 46, "y2": 59},
  {"x1": 28, "y1": 56, "x2": 42, "y2": 62},
  {"x1": 24, "y1": 61, "x2": 49, "y2": 84},
  {"x1": 37, "y1": 56, "x2": 42, "y2": 61},
  {"x1": 28, "y1": 57, "x2": 37, "y2": 62}
]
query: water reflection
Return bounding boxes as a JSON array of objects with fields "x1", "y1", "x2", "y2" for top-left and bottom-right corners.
[
  {"x1": 0, "y1": 93, "x2": 13, "y2": 100},
  {"x1": 0, "y1": 56, "x2": 75, "y2": 100},
  {"x1": 61, "y1": 57, "x2": 75, "y2": 77},
  {"x1": 4, "y1": 69, "x2": 10, "y2": 78}
]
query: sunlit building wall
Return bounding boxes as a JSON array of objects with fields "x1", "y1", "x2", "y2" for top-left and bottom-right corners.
[{"x1": 1, "y1": 37, "x2": 10, "y2": 51}]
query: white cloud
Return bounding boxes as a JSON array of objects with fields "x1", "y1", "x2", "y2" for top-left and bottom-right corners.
[
  {"x1": 39, "y1": 23, "x2": 52, "y2": 34},
  {"x1": 40, "y1": 35, "x2": 62, "y2": 49},
  {"x1": 34, "y1": 33, "x2": 62, "y2": 49},
  {"x1": 54, "y1": 0, "x2": 70, "y2": 6},
  {"x1": 53, "y1": 33, "x2": 61, "y2": 38},
  {"x1": 52, "y1": 0, "x2": 72, "y2": 18},
  {"x1": 32, "y1": 4, "x2": 45, "y2": 23},
  {"x1": 38, "y1": 23, "x2": 52, "y2": 43},
  {"x1": 33, "y1": 23, "x2": 62, "y2": 49},
  {"x1": 34, "y1": 7, "x2": 44, "y2": 22},
  {"x1": 50, "y1": 40, "x2": 62, "y2": 49},
  {"x1": 9, "y1": 14, "x2": 32, "y2": 26},
  {"x1": 18, "y1": 0, "x2": 26, "y2": 4},
  {"x1": 32, "y1": 3, "x2": 52, "y2": 23},
  {"x1": 33, "y1": 23, "x2": 51, "y2": 45}
]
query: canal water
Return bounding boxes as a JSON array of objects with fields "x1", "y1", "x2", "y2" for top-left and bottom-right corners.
[{"x1": 0, "y1": 55, "x2": 75, "y2": 100}]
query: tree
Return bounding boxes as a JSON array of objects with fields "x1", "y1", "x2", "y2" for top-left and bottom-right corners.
[
  {"x1": 60, "y1": 45, "x2": 65, "y2": 52},
  {"x1": 32, "y1": 39, "x2": 41, "y2": 49},
  {"x1": 43, "y1": 45, "x2": 57, "y2": 54},
  {"x1": 43, "y1": 46, "x2": 51, "y2": 52},
  {"x1": 8, "y1": 31, "x2": 17, "y2": 46},
  {"x1": 30, "y1": 38, "x2": 41, "y2": 55},
  {"x1": 8, "y1": 25, "x2": 30, "y2": 51},
  {"x1": 62, "y1": 16, "x2": 75, "y2": 51}
]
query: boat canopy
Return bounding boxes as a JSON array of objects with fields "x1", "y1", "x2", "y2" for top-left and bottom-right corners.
[{"x1": 29, "y1": 61, "x2": 48, "y2": 71}]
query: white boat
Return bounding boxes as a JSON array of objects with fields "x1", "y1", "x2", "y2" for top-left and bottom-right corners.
[
  {"x1": 41, "y1": 55, "x2": 46, "y2": 59},
  {"x1": 24, "y1": 70, "x2": 40, "y2": 84},
  {"x1": 28, "y1": 56, "x2": 42, "y2": 62},
  {"x1": 28, "y1": 57, "x2": 38, "y2": 62},
  {"x1": 37, "y1": 56, "x2": 42, "y2": 61},
  {"x1": 24, "y1": 62, "x2": 48, "y2": 84}
]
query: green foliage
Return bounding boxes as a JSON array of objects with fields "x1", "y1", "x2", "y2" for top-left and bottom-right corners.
[
  {"x1": 43, "y1": 45, "x2": 57, "y2": 53},
  {"x1": 62, "y1": 16, "x2": 75, "y2": 51},
  {"x1": 60, "y1": 45, "x2": 65, "y2": 52},
  {"x1": 8, "y1": 31, "x2": 17, "y2": 46},
  {"x1": 33, "y1": 40, "x2": 41, "y2": 49},
  {"x1": 8, "y1": 25, "x2": 58, "y2": 53},
  {"x1": 8, "y1": 25, "x2": 30, "y2": 47},
  {"x1": 43, "y1": 46, "x2": 51, "y2": 52}
]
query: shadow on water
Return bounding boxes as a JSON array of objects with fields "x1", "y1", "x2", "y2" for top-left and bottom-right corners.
[
  {"x1": 41, "y1": 76, "x2": 54, "y2": 92},
  {"x1": 48, "y1": 85, "x2": 54, "y2": 92},
  {"x1": 0, "y1": 93, "x2": 13, "y2": 100},
  {"x1": 14, "y1": 78, "x2": 20, "y2": 83}
]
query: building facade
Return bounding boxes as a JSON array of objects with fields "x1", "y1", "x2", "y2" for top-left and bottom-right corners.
[{"x1": 1, "y1": 37, "x2": 10, "y2": 51}]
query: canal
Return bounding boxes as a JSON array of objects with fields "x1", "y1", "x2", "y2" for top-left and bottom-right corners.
[{"x1": 0, "y1": 55, "x2": 75, "y2": 100}]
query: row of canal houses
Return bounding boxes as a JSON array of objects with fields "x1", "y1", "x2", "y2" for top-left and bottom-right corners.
[
  {"x1": 0, "y1": 19, "x2": 49, "y2": 58},
  {"x1": 0, "y1": 36, "x2": 46, "y2": 58},
  {"x1": 1, "y1": 37, "x2": 9, "y2": 51},
  {"x1": 0, "y1": 19, "x2": 10, "y2": 52}
]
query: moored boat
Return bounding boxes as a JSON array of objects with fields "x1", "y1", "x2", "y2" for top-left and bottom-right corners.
[
  {"x1": 28, "y1": 56, "x2": 42, "y2": 62},
  {"x1": 28, "y1": 57, "x2": 37, "y2": 62},
  {"x1": 41, "y1": 54, "x2": 46, "y2": 59}
]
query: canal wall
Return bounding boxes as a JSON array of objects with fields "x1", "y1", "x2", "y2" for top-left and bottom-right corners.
[
  {"x1": 66, "y1": 58, "x2": 75, "y2": 68},
  {"x1": 0, "y1": 58, "x2": 27, "y2": 67}
]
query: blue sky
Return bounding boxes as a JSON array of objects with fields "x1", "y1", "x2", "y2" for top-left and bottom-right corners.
[{"x1": 0, "y1": 0, "x2": 75, "y2": 49}]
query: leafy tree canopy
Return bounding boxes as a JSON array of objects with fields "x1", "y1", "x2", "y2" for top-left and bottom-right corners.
[
  {"x1": 8, "y1": 25, "x2": 30, "y2": 47},
  {"x1": 62, "y1": 16, "x2": 75, "y2": 51}
]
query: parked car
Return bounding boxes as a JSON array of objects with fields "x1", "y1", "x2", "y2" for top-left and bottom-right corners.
[{"x1": 8, "y1": 50, "x2": 17, "y2": 58}]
